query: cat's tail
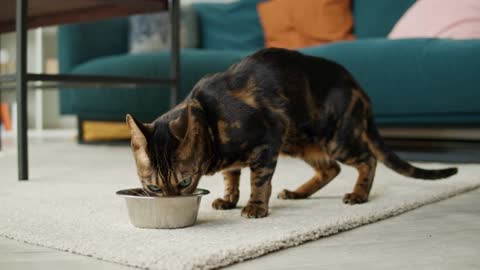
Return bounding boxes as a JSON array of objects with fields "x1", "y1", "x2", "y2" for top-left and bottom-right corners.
[{"x1": 365, "y1": 116, "x2": 458, "y2": 180}]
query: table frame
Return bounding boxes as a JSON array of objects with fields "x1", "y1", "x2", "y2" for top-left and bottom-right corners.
[{"x1": 0, "y1": 0, "x2": 181, "y2": 180}]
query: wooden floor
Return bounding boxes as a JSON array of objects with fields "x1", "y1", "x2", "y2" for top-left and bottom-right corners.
[{"x1": 1, "y1": 189, "x2": 479, "y2": 270}]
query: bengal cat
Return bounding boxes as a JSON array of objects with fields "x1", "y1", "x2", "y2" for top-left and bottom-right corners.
[{"x1": 126, "y1": 48, "x2": 457, "y2": 218}]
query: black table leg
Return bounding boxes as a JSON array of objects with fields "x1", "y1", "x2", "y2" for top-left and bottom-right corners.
[
  {"x1": 16, "y1": 0, "x2": 29, "y2": 180},
  {"x1": 169, "y1": 0, "x2": 180, "y2": 108}
]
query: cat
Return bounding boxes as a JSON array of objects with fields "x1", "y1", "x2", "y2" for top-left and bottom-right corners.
[{"x1": 126, "y1": 48, "x2": 457, "y2": 218}]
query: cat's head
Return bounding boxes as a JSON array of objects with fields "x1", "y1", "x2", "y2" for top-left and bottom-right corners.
[{"x1": 126, "y1": 101, "x2": 214, "y2": 196}]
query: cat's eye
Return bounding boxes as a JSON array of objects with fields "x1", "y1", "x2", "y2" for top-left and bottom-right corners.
[
  {"x1": 147, "y1": 185, "x2": 161, "y2": 192},
  {"x1": 178, "y1": 177, "x2": 192, "y2": 188}
]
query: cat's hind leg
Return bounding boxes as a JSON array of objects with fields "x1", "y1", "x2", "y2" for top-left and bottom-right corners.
[
  {"x1": 278, "y1": 160, "x2": 340, "y2": 200},
  {"x1": 212, "y1": 170, "x2": 241, "y2": 210},
  {"x1": 343, "y1": 156, "x2": 377, "y2": 204}
]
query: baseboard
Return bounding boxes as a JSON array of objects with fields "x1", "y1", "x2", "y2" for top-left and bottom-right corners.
[
  {"x1": 384, "y1": 138, "x2": 480, "y2": 163},
  {"x1": 380, "y1": 127, "x2": 480, "y2": 141}
]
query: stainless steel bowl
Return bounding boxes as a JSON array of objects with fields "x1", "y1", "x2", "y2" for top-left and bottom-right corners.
[{"x1": 116, "y1": 188, "x2": 210, "y2": 229}]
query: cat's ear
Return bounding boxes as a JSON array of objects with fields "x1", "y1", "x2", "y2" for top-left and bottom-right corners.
[
  {"x1": 126, "y1": 114, "x2": 155, "y2": 177},
  {"x1": 126, "y1": 114, "x2": 154, "y2": 149},
  {"x1": 168, "y1": 111, "x2": 189, "y2": 141},
  {"x1": 168, "y1": 101, "x2": 213, "y2": 173},
  {"x1": 168, "y1": 101, "x2": 204, "y2": 141}
]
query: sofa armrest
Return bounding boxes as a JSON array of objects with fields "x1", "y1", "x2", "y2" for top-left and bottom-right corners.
[{"x1": 57, "y1": 18, "x2": 129, "y2": 73}]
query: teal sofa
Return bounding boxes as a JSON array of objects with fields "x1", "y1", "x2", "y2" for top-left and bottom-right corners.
[{"x1": 58, "y1": 0, "x2": 480, "y2": 126}]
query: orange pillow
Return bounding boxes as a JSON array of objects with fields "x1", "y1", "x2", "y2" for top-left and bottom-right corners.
[{"x1": 257, "y1": 0, "x2": 355, "y2": 49}]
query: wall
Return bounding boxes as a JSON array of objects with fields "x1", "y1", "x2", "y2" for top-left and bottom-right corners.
[{"x1": 0, "y1": 28, "x2": 76, "y2": 130}]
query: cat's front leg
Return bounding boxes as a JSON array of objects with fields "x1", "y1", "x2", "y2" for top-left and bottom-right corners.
[
  {"x1": 212, "y1": 170, "x2": 241, "y2": 210},
  {"x1": 242, "y1": 152, "x2": 277, "y2": 218}
]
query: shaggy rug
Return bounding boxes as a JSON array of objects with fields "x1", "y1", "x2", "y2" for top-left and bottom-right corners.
[{"x1": 0, "y1": 142, "x2": 479, "y2": 270}]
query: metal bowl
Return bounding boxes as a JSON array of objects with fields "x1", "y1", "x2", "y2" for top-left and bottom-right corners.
[{"x1": 116, "y1": 188, "x2": 210, "y2": 229}]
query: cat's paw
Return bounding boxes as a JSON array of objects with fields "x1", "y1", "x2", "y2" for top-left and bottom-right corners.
[
  {"x1": 212, "y1": 198, "x2": 237, "y2": 210},
  {"x1": 277, "y1": 189, "x2": 305, "y2": 200},
  {"x1": 241, "y1": 204, "x2": 268, "y2": 218},
  {"x1": 343, "y1": 193, "x2": 368, "y2": 205}
]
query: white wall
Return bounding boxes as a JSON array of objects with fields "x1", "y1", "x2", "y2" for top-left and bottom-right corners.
[
  {"x1": 0, "y1": 29, "x2": 76, "y2": 130},
  {"x1": 0, "y1": 31, "x2": 43, "y2": 129}
]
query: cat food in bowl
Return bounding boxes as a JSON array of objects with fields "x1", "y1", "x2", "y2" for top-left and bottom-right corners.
[{"x1": 116, "y1": 188, "x2": 210, "y2": 229}]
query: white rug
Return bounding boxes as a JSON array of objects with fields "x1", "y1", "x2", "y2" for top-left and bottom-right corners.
[{"x1": 0, "y1": 141, "x2": 479, "y2": 270}]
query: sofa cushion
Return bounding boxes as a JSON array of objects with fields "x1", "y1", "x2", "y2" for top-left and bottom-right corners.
[
  {"x1": 301, "y1": 38, "x2": 480, "y2": 124},
  {"x1": 257, "y1": 0, "x2": 354, "y2": 49},
  {"x1": 129, "y1": 6, "x2": 199, "y2": 54},
  {"x1": 353, "y1": 0, "x2": 416, "y2": 38},
  {"x1": 61, "y1": 49, "x2": 249, "y2": 121},
  {"x1": 389, "y1": 0, "x2": 480, "y2": 40},
  {"x1": 193, "y1": 1, "x2": 264, "y2": 50}
]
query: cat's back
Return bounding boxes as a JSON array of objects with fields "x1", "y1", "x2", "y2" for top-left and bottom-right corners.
[
  {"x1": 190, "y1": 48, "x2": 357, "y2": 122},
  {"x1": 192, "y1": 48, "x2": 327, "y2": 97}
]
